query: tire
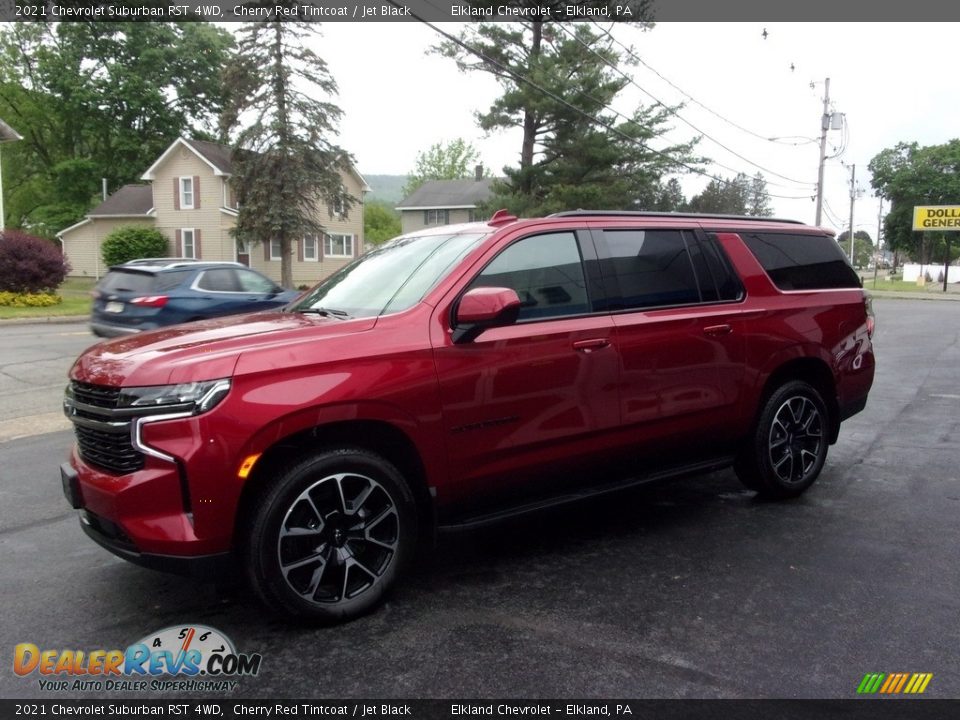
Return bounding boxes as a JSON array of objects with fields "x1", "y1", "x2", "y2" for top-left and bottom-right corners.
[
  {"x1": 735, "y1": 380, "x2": 830, "y2": 499},
  {"x1": 244, "y1": 448, "x2": 418, "y2": 623}
]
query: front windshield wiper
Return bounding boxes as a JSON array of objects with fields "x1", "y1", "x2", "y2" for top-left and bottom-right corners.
[{"x1": 296, "y1": 307, "x2": 351, "y2": 320}]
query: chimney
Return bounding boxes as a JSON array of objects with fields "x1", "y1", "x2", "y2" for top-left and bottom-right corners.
[{"x1": 475, "y1": 164, "x2": 483, "y2": 181}]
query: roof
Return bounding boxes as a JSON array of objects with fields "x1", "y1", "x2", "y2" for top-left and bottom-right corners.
[
  {"x1": 183, "y1": 138, "x2": 233, "y2": 174},
  {"x1": 89, "y1": 185, "x2": 153, "y2": 216},
  {"x1": 142, "y1": 137, "x2": 371, "y2": 192},
  {"x1": 396, "y1": 178, "x2": 496, "y2": 210}
]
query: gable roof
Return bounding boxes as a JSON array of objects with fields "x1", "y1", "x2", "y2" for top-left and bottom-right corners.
[
  {"x1": 89, "y1": 184, "x2": 153, "y2": 216},
  {"x1": 184, "y1": 138, "x2": 233, "y2": 174},
  {"x1": 141, "y1": 137, "x2": 370, "y2": 192},
  {"x1": 141, "y1": 137, "x2": 229, "y2": 180},
  {"x1": 396, "y1": 178, "x2": 496, "y2": 210}
]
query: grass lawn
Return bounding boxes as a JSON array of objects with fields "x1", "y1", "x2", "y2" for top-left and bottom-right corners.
[
  {"x1": 865, "y1": 277, "x2": 958, "y2": 293},
  {"x1": 0, "y1": 277, "x2": 95, "y2": 320}
]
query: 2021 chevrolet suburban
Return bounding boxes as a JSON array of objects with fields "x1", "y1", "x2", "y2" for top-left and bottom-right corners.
[{"x1": 61, "y1": 211, "x2": 875, "y2": 622}]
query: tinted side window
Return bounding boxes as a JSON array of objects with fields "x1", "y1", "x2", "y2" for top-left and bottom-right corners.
[
  {"x1": 98, "y1": 271, "x2": 156, "y2": 293},
  {"x1": 236, "y1": 269, "x2": 277, "y2": 293},
  {"x1": 468, "y1": 232, "x2": 589, "y2": 321},
  {"x1": 601, "y1": 230, "x2": 700, "y2": 310},
  {"x1": 700, "y1": 234, "x2": 744, "y2": 301},
  {"x1": 155, "y1": 270, "x2": 191, "y2": 292},
  {"x1": 197, "y1": 269, "x2": 240, "y2": 292},
  {"x1": 740, "y1": 232, "x2": 861, "y2": 290}
]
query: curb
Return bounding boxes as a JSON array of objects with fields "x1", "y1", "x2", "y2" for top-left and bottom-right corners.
[
  {"x1": 868, "y1": 291, "x2": 960, "y2": 302},
  {"x1": 0, "y1": 315, "x2": 88, "y2": 326}
]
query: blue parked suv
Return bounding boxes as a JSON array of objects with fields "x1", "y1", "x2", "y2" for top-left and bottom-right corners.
[{"x1": 90, "y1": 259, "x2": 301, "y2": 337}]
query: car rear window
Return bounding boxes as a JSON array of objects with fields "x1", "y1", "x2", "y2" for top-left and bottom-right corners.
[
  {"x1": 98, "y1": 271, "x2": 156, "y2": 293},
  {"x1": 739, "y1": 232, "x2": 861, "y2": 290}
]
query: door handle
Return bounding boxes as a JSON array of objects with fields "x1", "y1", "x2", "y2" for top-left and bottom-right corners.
[
  {"x1": 703, "y1": 324, "x2": 732, "y2": 337},
  {"x1": 572, "y1": 338, "x2": 610, "y2": 353}
]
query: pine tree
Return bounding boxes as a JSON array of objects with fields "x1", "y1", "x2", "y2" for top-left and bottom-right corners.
[{"x1": 221, "y1": 12, "x2": 352, "y2": 288}]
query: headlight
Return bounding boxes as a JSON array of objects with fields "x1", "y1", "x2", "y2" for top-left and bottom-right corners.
[{"x1": 118, "y1": 379, "x2": 231, "y2": 414}]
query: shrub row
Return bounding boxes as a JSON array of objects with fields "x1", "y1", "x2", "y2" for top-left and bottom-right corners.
[{"x1": 0, "y1": 291, "x2": 63, "y2": 307}]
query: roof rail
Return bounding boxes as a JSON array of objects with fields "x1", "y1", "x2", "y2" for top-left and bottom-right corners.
[{"x1": 547, "y1": 210, "x2": 806, "y2": 225}]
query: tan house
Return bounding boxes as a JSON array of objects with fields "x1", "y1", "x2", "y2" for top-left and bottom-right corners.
[
  {"x1": 58, "y1": 138, "x2": 369, "y2": 287},
  {"x1": 395, "y1": 167, "x2": 494, "y2": 234}
]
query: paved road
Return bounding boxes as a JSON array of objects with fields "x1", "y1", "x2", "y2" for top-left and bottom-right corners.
[
  {"x1": 0, "y1": 322, "x2": 97, "y2": 441},
  {"x1": 1, "y1": 299, "x2": 958, "y2": 700}
]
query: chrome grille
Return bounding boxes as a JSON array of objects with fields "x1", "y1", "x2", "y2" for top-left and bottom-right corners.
[
  {"x1": 70, "y1": 381, "x2": 122, "y2": 409},
  {"x1": 66, "y1": 381, "x2": 142, "y2": 475},
  {"x1": 74, "y1": 423, "x2": 144, "y2": 474}
]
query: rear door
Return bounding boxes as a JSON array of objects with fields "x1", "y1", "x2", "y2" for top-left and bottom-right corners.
[
  {"x1": 593, "y1": 224, "x2": 747, "y2": 463},
  {"x1": 431, "y1": 228, "x2": 621, "y2": 511}
]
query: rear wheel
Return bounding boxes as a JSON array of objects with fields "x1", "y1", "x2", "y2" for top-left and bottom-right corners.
[
  {"x1": 735, "y1": 380, "x2": 829, "y2": 499},
  {"x1": 244, "y1": 448, "x2": 417, "y2": 623}
]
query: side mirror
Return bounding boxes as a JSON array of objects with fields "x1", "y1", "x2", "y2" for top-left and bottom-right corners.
[{"x1": 453, "y1": 287, "x2": 521, "y2": 344}]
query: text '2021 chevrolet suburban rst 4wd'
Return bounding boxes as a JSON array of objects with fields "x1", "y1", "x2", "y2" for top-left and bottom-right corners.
[{"x1": 61, "y1": 211, "x2": 875, "y2": 623}]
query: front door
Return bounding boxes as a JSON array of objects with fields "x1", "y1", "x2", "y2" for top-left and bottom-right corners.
[
  {"x1": 237, "y1": 239, "x2": 250, "y2": 267},
  {"x1": 432, "y1": 230, "x2": 620, "y2": 512}
]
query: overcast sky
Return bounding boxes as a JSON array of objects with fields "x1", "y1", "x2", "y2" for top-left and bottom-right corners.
[{"x1": 307, "y1": 22, "x2": 960, "y2": 238}]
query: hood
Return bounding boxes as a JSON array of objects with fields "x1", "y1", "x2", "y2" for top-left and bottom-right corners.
[{"x1": 70, "y1": 311, "x2": 376, "y2": 387}]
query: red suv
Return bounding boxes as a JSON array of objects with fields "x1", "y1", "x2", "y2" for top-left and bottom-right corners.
[{"x1": 61, "y1": 211, "x2": 875, "y2": 622}]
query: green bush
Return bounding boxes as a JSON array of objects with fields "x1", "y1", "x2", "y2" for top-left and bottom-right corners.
[{"x1": 102, "y1": 226, "x2": 168, "y2": 267}]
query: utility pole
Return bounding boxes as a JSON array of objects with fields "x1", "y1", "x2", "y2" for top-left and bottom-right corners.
[
  {"x1": 814, "y1": 77, "x2": 831, "y2": 227},
  {"x1": 847, "y1": 163, "x2": 856, "y2": 265},
  {"x1": 873, "y1": 197, "x2": 882, "y2": 289}
]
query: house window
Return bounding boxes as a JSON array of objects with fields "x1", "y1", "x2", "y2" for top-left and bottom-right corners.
[
  {"x1": 324, "y1": 234, "x2": 353, "y2": 258},
  {"x1": 270, "y1": 238, "x2": 282, "y2": 260},
  {"x1": 468, "y1": 209, "x2": 481, "y2": 222},
  {"x1": 303, "y1": 235, "x2": 318, "y2": 261},
  {"x1": 181, "y1": 229, "x2": 197, "y2": 259},
  {"x1": 179, "y1": 177, "x2": 194, "y2": 209},
  {"x1": 425, "y1": 209, "x2": 449, "y2": 226},
  {"x1": 330, "y1": 196, "x2": 346, "y2": 219}
]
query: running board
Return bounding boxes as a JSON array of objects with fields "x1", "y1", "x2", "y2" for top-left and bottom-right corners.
[{"x1": 437, "y1": 456, "x2": 735, "y2": 533}]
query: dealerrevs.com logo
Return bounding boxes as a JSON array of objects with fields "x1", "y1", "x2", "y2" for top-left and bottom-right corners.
[{"x1": 13, "y1": 625, "x2": 262, "y2": 692}]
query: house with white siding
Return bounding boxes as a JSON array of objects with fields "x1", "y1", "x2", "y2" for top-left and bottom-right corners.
[{"x1": 58, "y1": 138, "x2": 369, "y2": 287}]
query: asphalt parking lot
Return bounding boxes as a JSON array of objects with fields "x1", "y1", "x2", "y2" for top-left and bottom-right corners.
[{"x1": 0, "y1": 298, "x2": 958, "y2": 700}]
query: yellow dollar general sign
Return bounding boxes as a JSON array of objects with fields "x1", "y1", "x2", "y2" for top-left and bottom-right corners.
[
  {"x1": 913, "y1": 205, "x2": 960, "y2": 230},
  {"x1": 857, "y1": 672, "x2": 933, "y2": 694}
]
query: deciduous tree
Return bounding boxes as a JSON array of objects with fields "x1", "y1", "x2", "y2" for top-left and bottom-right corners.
[
  {"x1": 402, "y1": 139, "x2": 481, "y2": 198},
  {"x1": 0, "y1": 22, "x2": 232, "y2": 234}
]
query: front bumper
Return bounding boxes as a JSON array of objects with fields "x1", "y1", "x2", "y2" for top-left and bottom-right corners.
[
  {"x1": 90, "y1": 320, "x2": 143, "y2": 338},
  {"x1": 60, "y1": 461, "x2": 232, "y2": 578}
]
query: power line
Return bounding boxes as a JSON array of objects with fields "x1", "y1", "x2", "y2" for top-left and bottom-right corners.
[
  {"x1": 550, "y1": 22, "x2": 817, "y2": 190},
  {"x1": 413, "y1": 13, "x2": 812, "y2": 201},
  {"x1": 590, "y1": 21, "x2": 817, "y2": 149}
]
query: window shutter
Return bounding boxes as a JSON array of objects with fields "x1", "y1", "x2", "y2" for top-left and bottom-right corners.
[
  {"x1": 194, "y1": 229, "x2": 202, "y2": 259},
  {"x1": 173, "y1": 179, "x2": 180, "y2": 210},
  {"x1": 265, "y1": 240, "x2": 271, "y2": 261},
  {"x1": 194, "y1": 176, "x2": 200, "y2": 209},
  {"x1": 298, "y1": 236, "x2": 305, "y2": 262},
  {"x1": 175, "y1": 229, "x2": 182, "y2": 256}
]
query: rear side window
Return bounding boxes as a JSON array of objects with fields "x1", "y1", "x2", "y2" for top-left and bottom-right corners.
[
  {"x1": 740, "y1": 232, "x2": 861, "y2": 290},
  {"x1": 697, "y1": 234, "x2": 744, "y2": 302},
  {"x1": 98, "y1": 271, "x2": 155, "y2": 293},
  {"x1": 468, "y1": 232, "x2": 589, "y2": 321},
  {"x1": 155, "y1": 270, "x2": 191, "y2": 292},
  {"x1": 196, "y1": 269, "x2": 240, "y2": 292},
  {"x1": 600, "y1": 229, "x2": 700, "y2": 310}
]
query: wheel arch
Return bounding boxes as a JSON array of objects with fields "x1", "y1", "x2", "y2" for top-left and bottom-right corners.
[
  {"x1": 233, "y1": 419, "x2": 436, "y2": 553},
  {"x1": 758, "y1": 356, "x2": 840, "y2": 443}
]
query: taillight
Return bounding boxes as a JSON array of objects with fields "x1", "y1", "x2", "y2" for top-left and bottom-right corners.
[
  {"x1": 130, "y1": 295, "x2": 169, "y2": 308},
  {"x1": 864, "y1": 295, "x2": 875, "y2": 338}
]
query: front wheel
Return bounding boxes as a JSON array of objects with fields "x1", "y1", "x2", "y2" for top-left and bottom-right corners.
[
  {"x1": 244, "y1": 448, "x2": 417, "y2": 623},
  {"x1": 735, "y1": 380, "x2": 830, "y2": 499}
]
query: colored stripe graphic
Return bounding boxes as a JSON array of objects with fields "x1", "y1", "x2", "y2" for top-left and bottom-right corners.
[{"x1": 857, "y1": 672, "x2": 932, "y2": 694}]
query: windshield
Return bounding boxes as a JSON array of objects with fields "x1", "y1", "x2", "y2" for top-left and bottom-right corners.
[{"x1": 289, "y1": 232, "x2": 490, "y2": 318}]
